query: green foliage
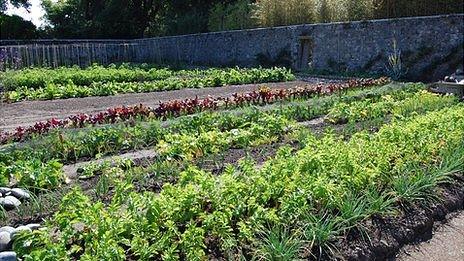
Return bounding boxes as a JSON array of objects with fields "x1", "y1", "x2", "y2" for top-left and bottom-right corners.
[
  {"x1": 42, "y1": 0, "x2": 163, "y2": 39},
  {"x1": 386, "y1": 39, "x2": 407, "y2": 80},
  {"x1": 0, "y1": 159, "x2": 63, "y2": 189},
  {"x1": 326, "y1": 89, "x2": 458, "y2": 124},
  {"x1": 208, "y1": 0, "x2": 255, "y2": 32},
  {"x1": 12, "y1": 103, "x2": 464, "y2": 259},
  {"x1": 2, "y1": 66, "x2": 295, "y2": 102},
  {"x1": 254, "y1": 226, "x2": 303, "y2": 260},
  {"x1": 0, "y1": 14, "x2": 38, "y2": 39},
  {"x1": 1, "y1": 64, "x2": 173, "y2": 91},
  {"x1": 253, "y1": 0, "x2": 463, "y2": 27},
  {"x1": 253, "y1": 0, "x2": 316, "y2": 27}
]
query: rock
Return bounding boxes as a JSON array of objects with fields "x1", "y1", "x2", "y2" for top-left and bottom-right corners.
[
  {"x1": 0, "y1": 231, "x2": 12, "y2": 251},
  {"x1": 25, "y1": 224, "x2": 41, "y2": 231},
  {"x1": 10, "y1": 189, "x2": 30, "y2": 201},
  {"x1": 11, "y1": 226, "x2": 32, "y2": 240},
  {"x1": 0, "y1": 227, "x2": 15, "y2": 235},
  {"x1": 0, "y1": 251, "x2": 17, "y2": 261},
  {"x1": 0, "y1": 188, "x2": 11, "y2": 195},
  {"x1": 0, "y1": 196, "x2": 21, "y2": 211}
]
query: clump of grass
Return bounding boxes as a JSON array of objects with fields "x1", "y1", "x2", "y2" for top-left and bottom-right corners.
[{"x1": 254, "y1": 226, "x2": 303, "y2": 261}]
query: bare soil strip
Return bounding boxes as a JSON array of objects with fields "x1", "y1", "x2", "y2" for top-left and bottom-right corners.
[
  {"x1": 0, "y1": 78, "x2": 340, "y2": 132},
  {"x1": 396, "y1": 211, "x2": 464, "y2": 261}
]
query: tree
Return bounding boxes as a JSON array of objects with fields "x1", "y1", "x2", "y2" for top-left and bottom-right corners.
[
  {"x1": 0, "y1": 13, "x2": 38, "y2": 39},
  {"x1": 42, "y1": 0, "x2": 165, "y2": 38},
  {"x1": 160, "y1": 0, "x2": 220, "y2": 36},
  {"x1": 208, "y1": 0, "x2": 254, "y2": 32},
  {"x1": 0, "y1": 0, "x2": 29, "y2": 13}
]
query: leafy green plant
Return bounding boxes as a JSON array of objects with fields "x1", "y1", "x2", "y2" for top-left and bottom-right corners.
[
  {"x1": 11, "y1": 104, "x2": 464, "y2": 259},
  {"x1": 2, "y1": 67, "x2": 295, "y2": 102},
  {"x1": 326, "y1": 90, "x2": 458, "y2": 124}
]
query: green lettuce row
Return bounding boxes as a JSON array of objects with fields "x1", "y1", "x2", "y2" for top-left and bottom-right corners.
[
  {"x1": 327, "y1": 90, "x2": 458, "y2": 123},
  {"x1": 3, "y1": 67, "x2": 295, "y2": 102},
  {"x1": 1, "y1": 64, "x2": 173, "y2": 90}
]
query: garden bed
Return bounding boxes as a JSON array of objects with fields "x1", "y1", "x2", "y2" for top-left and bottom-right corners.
[{"x1": 0, "y1": 65, "x2": 463, "y2": 260}]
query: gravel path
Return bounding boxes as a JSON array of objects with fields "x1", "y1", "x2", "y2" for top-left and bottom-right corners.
[
  {"x1": 0, "y1": 78, "x2": 340, "y2": 132},
  {"x1": 396, "y1": 211, "x2": 464, "y2": 261}
]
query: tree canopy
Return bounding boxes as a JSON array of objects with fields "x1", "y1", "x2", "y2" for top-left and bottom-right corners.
[
  {"x1": 0, "y1": 13, "x2": 38, "y2": 39},
  {"x1": 0, "y1": 0, "x2": 30, "y2": 13},
  {"x1": 2, "y1": 0, "x2": 463, "y2": 39}
]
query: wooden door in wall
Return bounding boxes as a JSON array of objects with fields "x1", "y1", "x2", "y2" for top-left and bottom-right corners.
[{"x1": 298, "y1": 36, "x2": 313, "y2": 71}]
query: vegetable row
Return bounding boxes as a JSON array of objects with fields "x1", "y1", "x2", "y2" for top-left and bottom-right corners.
[{"x1": 2, "y1": 67, "x2": 295, "y2": 102}]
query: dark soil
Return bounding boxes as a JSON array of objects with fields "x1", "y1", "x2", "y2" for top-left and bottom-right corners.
[
  {"x1": 337, "y1": 173, "x2": 464, "y2": 261},
  {"x1": 197, "y1": 141, "x2": 301, "y2": 175}
]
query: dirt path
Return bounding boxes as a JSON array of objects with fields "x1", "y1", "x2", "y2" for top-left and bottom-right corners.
[
  {"x1": 396, "y1": 211, "x2": 464, "y2": 261},
  {"x1": 0, "y1": 78, "x2": 339, "y2": 132}
]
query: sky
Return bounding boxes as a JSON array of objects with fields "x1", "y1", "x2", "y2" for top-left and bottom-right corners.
[{"x1": 5, "y1": 0, "x2": 47, "y2": 27}]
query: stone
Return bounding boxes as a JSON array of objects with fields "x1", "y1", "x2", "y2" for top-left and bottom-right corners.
[
  {"x1": 10, "y1": 189, "x2": 30, "y2": 201},
  {"x1": 0, "y1": 231, "x2": 11, "y2": 251},
  {"x1": 25, "y1": 224, "x2": 41, "y2": 231},
  {"x1": 11, "y1": 226, "x2": 32, "y2": 240},
  {"x1": 0, "y1": 227, "x2": 15, "y2": 235},
  {"x1": 0, "y1": 188, "x2": 11, "y2": 195},
  {"x1": 0, "y1": 251, "x2": 17, "y2": 261},
  {"x1": 0, "y1": 196, "x2": 21, "y2": 211}
]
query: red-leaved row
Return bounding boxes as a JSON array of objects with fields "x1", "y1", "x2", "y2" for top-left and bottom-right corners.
[{"x1": 0, "y1": 77, "x2": 389, "y2": 144}]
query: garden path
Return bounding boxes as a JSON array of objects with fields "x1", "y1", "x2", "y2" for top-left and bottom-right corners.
[{"x1": 397, "y1": 211, "x2": 464, "y2": 261}]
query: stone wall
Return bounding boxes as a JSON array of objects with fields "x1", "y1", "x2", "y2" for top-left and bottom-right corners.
[{"x1": 1, "y1": 14, "x2": 463, "y2": 81}]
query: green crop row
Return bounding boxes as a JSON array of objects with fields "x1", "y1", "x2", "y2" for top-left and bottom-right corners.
[
  {"x1": 12, "y1": 104, "x2": 464, "y2": 260},
  {"x1": 2, "y1": 67, "x2": 295, "y2": 102},
  {"x1": 0, "y1": 64, "x2": 172, "y2": 90},
  {"x1": 326, "y1": 90, "x2": 459, "y2": 123},
  {"x1": 0, "y1": 111, "x2": 297, "y2": 189}
]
